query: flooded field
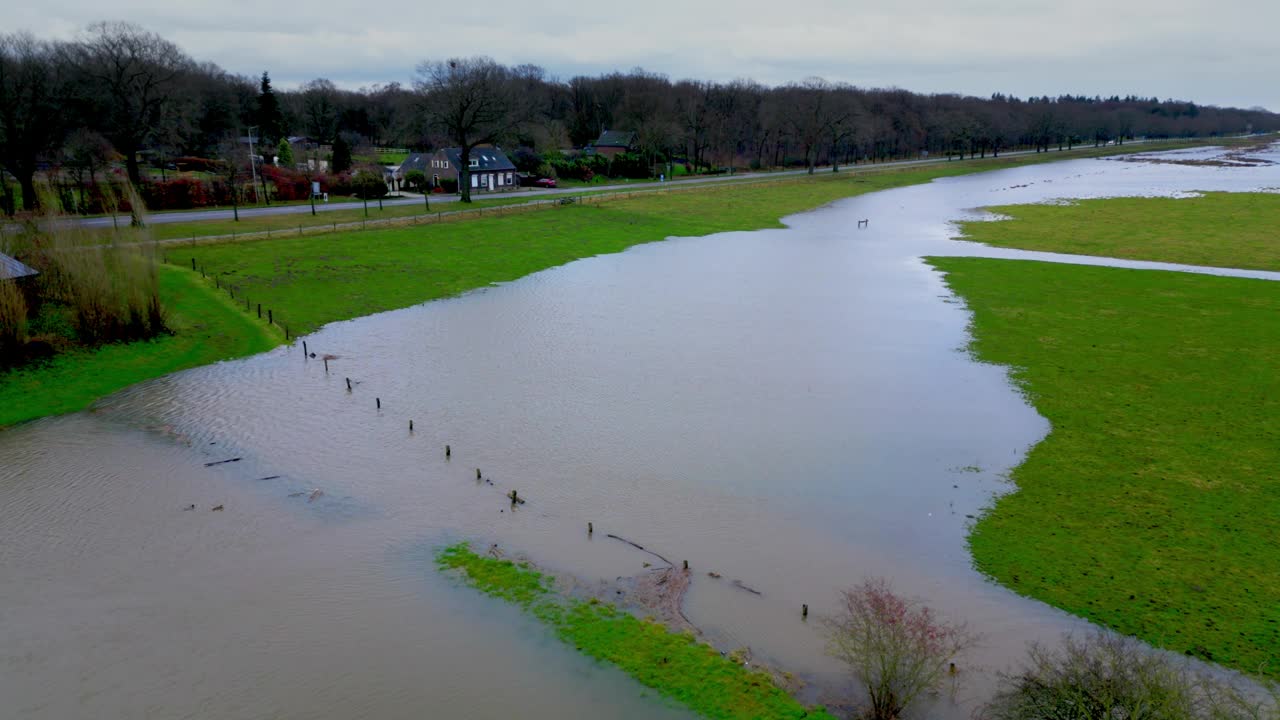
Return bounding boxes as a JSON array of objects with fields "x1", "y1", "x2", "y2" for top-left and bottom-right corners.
[{"x1": 3, "y1": 145, "x2": 1277, "y2": 719}]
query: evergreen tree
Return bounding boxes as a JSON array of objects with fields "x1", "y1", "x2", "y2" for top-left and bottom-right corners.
[
  {"x1": 331, "y1": 135, "x2": 352, "y2": 173},
  {"x1": 257, "y1": 71, "x2": 285, "y2": 146},
  {"x1": 276, "y1": 137, "x2": 294, "y2": 167}
]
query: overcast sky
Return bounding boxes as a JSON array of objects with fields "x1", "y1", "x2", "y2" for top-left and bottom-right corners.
[{"x1": 11, "y1": 0, "x2": 1278, "y2": 111}]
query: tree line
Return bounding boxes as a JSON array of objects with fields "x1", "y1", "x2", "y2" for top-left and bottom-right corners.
[{"x1": 3, "y1": 21, "x2": 1277, "y2": 211}]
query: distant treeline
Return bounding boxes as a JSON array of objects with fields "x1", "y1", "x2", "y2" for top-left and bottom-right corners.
[{"x1": 2, "y1": 21, "x2": 1277, "y2": 211}]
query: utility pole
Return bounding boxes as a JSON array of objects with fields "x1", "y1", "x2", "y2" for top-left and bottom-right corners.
[{"x1": 247, "y1": 126, "x2": 260, "y2": 205}]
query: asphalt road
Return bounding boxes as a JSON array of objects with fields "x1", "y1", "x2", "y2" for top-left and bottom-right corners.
[{"x1": 67, "y1": 142, "x2": 1159, "y2": 229}]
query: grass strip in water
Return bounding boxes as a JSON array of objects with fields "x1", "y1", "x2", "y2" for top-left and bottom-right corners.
[
  {"x1": 928, "y1": 257, "x2": 1280, "y2": 681},
  {"x1": 437, "y1": 543, "x2": 837, "y2": 719},
  {"x1": 0, "y1": 265, "x2": 280, "y2": 428},
  {"x1": 958, "y1": 192, "x2": 1280, "y2": 272}
]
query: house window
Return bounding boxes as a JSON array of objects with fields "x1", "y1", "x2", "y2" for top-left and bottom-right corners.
[
  {"x1": 471, "y1": 174, "x2": 479, "y2": 188},
  {"x1": 506, "y1": 172, "x2": 513, "y2": 185},
  {"x1": 469, "y1": 158, "x2": 479, "y2": 169}
]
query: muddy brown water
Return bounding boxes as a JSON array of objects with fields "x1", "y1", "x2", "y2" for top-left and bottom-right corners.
[{"x1": 3, "y1": 145, "x2": 1278, "y2": 719}]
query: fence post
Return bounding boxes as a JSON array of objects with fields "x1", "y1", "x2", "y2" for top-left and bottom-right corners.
[{"x1": 268, "y1": 309, "x2": 273, "y2": 325}]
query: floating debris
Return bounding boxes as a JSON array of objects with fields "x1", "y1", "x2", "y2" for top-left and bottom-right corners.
[{"x1": 204, "y1": 457, "x2": 241, "y2": 467}]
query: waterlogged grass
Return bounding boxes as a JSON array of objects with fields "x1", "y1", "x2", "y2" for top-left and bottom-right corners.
[
  {"x1": 0, "y1": 265, "x2": 279, "y2": 427},
  {"x1": 437, "y1": 543, "x2": 836, "y2": 719},
  {"x1": 959, "y1": 192, "x2": 1280, "y2": 271},
  {"x1": 929, "y1": 258, "x2": 1280, "y2": 680}
]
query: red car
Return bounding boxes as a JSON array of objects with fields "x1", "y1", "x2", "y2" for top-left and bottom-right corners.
[{"x1": 534, "y1": 177, "x2": 557, "y2": 188}]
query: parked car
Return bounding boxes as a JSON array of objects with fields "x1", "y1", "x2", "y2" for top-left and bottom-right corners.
[{"x1": 534, "y1": 177, "x2": 557, "y2": 188}]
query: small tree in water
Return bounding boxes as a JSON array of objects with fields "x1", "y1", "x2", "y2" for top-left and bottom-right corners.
[
  {"x1": 983, "y1": 632, "x2": 1279, "y2": 720},
  {"x1": 823, "y1": 577, "x2": 976, "y2": 719}
]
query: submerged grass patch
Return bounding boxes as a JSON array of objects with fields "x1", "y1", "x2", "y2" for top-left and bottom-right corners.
[
  {"x1": 437, "y1": 543, "x2": 836, "y2": 719},
  {"x1": 958, "y1": 192, "x2": 1280, "y2": 271},
  {"x1": 929, "y1": 258, "x2": 1280, "y2": 680}
]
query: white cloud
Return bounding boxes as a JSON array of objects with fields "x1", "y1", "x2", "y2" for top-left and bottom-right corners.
[{"x1": 9, "y1": 0, "x2": 1277, "y2": 110}]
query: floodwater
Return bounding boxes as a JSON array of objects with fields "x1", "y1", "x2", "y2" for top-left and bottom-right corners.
[{"x1": 3, "y1": 144, "x2": 1278, "y2": 719}]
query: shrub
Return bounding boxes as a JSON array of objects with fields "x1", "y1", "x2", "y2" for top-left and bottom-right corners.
[
  {"x1": 403, "y1": 169, "x2": 426, "y2": 192},
  {"x1": 610, "y1": 152, "x2": 652, "y2": 179},
  {"x1": 982, "y1": 633, "x2": 1278, "y2": 720},
  {"x1": 350, "y1": 169, "x2": 388, "y2": 200},
  {"x1": 276, "y1": 138, "x2": 294, "y2": 167},
  {"x1": 439, "y1": 177, "x2": 458, "y2": 194},
  {"x1": 823, "y1": 577, "x2": 977, "y2": 720}
]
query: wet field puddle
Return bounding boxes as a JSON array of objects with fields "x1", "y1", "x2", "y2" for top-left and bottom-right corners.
[{"x1": 3, "y1": 144, "x2": 1278, "y2": 719}]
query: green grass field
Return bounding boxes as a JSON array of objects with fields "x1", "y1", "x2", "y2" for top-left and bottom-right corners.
[
  {"x1": 437, "y1": 543, "x2": 836, "y2": 719},
  {"x1": 929, "y1": 258, "x2": 1280, "y2": 680},
  {"x1": 0, "y1": 265, "x2": 279, "y2": 428},
  {"x1": 959, "y1": 192, "x2": 1280, "y2": 271}
]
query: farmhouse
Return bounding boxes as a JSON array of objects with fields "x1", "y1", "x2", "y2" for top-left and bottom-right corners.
[
  {"x1": 403, "y1": 146, "x2": 518, "y2": 193},
  {"x1": 589, "y1": 130, "x2": 637, "y2": 159}
]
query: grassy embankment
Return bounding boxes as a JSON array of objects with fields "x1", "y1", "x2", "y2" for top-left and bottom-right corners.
[
  {"x1": 0, "y1": 264, "x2": 278, "y2": 428},
  {"x1": 0, "y1": 138, "x2": 1239, "y2": 428},
  {"x1": 929, "y1": 192, "x2": 1280, "y2": 680},
  {"x1": 437, "y1": 543, "x2": 836, "y2": 719}
]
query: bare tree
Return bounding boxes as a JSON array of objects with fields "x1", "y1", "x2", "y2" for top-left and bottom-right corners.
[
  {"x1": 414, "y1": 57, "x2": 526, "y2": 203},
  {"x1": 215, "y1": 137, "x2": 249, "y2": 221},
  {"x1": 0, "y1": 33, "x2": 68, "y2": 211},
  {"x1": 69, "y1": 22, "x2": 191, "y2": 185},
  {"x1": 824, "y1": 577, "x2": 977, "y2": 720}
]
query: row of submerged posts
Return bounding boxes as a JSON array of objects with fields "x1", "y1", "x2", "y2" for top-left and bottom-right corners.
[
  {"x1": 171, "y1": 255, "x2": 292, "y2": 340},
  {"x1": 181, "y1": 247, "x2": 815, "y2": 624},
  {"x1": 305, "y1": 342, "x2": 813, "y2": 623}
]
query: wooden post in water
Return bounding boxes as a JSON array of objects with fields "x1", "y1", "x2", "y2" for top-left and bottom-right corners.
[
  {"x1": 303, "y1": 341, "x2": 308, "y2": 357},
  {"x1": 476, "y1": 468, "x2": 481, "y2": 480},
  {"x1": 324, "y1": 357, "x2": 329, "y2": 373},
  {"x1": 445, "y1": 445, "x2": 451, "y2": 458},
  {"x1": 683, "y1": 560, "x2": 689, "y2": 571},
  {"x1": 346, "y1": 377, "x2": 352, "y2": 391},
  {"x1": 588, "y1": 522, "x2": 593, "y2": 535},
  {"x1": 376, "y1": 397, "x2": 381, "y2": 409},
  {"x1": 802, "y1": 604, "x2": 809, "y2": 619},
  {"x1": 409, "y1": 420, "x2": 413, "y2": 432}
]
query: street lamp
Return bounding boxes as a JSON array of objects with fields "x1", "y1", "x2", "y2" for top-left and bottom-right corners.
[{"x1": 247, "y1": 126, "x2": 259, "y2": 204}]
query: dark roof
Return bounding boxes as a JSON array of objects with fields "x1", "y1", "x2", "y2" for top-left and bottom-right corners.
[
  {"x1": 443, "y1": 147, "x2": 516, "y2": 172},
  {"x1": 0, "y1": 252, "x2": 38, "y2": 281},
  {"x1": 400, "y1": 152, "x2": 432, "y2": 173},
  {"x1": 594, "y1": 130, "x2": 636, "y2": 148}
]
